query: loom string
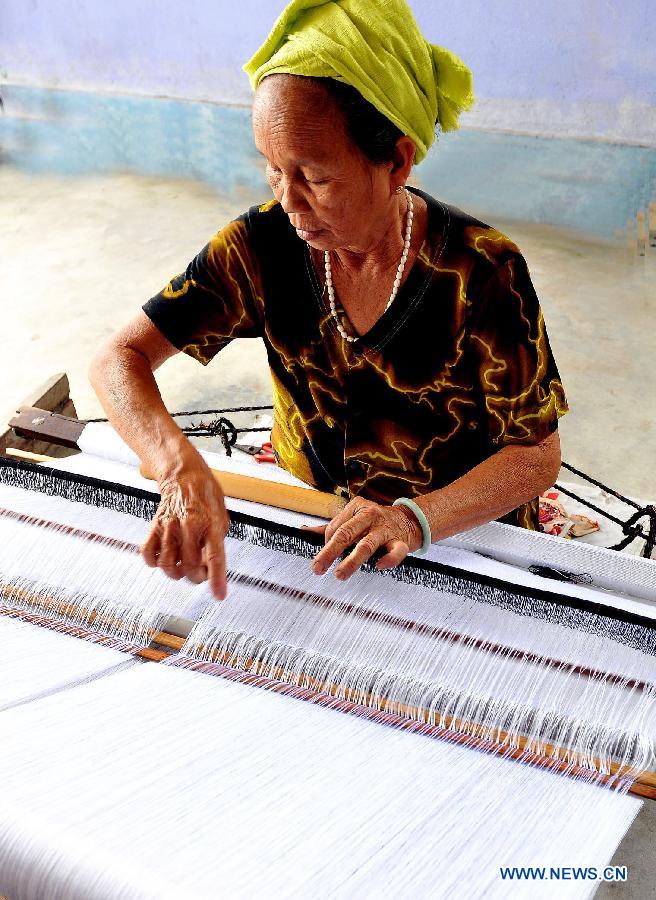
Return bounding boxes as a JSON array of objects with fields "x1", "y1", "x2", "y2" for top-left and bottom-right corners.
[
  {"x1": 0, "y1": 613, "x2": 141, "y2": 714},
  {"x1": 0, "y1": 510, "x2": 652, "y2": 748},
  {"x1": 178, "y1": 549, "x2": 656, "y2": 787},
  {"x1": 0, "y1": 511, "x2": 207, "y2": 645},
  {"x1": 2, "y1": 492, "x2": 650, "y2": 693},
  {"x1": 2, "y1": 460, "x2": 656, "y2": 792},
  {"x1": 1, "y1": 456, "x2": 655, "y2": 646},
  {"x1": 0, "y1": 488, "x2": 652, "y2": 768}
]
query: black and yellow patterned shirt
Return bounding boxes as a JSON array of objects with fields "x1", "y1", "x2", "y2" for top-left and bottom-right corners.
[{"x1": 143, "y1": 187, "x2": 568, "y2": 529}]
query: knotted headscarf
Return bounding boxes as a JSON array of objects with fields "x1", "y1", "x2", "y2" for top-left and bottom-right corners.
[{"x1": 243, "y1": 0, "x2": 475, "y2": 164}]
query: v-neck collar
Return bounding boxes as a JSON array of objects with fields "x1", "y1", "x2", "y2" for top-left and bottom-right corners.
[{"x1": 304, "y1": 187, "x2": 450, "y2": 353}]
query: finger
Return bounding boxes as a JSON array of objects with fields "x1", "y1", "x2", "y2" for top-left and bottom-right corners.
[
  {"x1": 334, "y1": 529, "x2": 388, "y2": 580},
  {"x1": 204, "y1": 533, "x2": 227, "y2": 601},
  {"x1": 324, "y1": 498, "x2": 369, "y2": 544},
  {"x1": 312, "y1": 511, "x2": 376, "y2": 576},
  {"x1": 374, "y1": 539, "x2": 409, "y2": 571},
  {"x1": 158, "y1": 519, "x2": 184, "y2": 580},
  {"x1": 301, "y1": 523, "x2": 328, "y2": 552},
  {"x1": 180, "y1": 518, "x2": 204, "y2": 583},
  {"x1": 186, "y1": 565, "x2": 208, "y2": 585},
  {"x1": 141, "y1": 522, "x2": 161, "y2": 568}
]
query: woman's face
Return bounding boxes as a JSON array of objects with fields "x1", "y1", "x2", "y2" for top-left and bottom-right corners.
[{"x1": 252, "y1": 75, "x2": 408, "y2": 254}]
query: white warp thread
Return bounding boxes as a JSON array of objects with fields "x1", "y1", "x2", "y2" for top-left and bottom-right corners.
[
  {"x1": 2, "y1": 479, "x2": 656, "y2": 775},
  {"x1": 0, "y1": 662, "x2": 641, "y2": 900},
  {"x1": 183, "y1": 539, "x2": 656, "y2": 778},
  {"x1": 0, "y1": 484, "x2": 213, "y2": 641}
]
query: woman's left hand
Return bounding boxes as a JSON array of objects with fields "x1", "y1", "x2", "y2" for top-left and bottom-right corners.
[{"x1": 306, "y1": 496, "x2": 424, "y2": 580}]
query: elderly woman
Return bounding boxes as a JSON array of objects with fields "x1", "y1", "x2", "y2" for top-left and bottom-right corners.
[{"x1": 90, "y1": 0, "x2": 568, "y2": 600}]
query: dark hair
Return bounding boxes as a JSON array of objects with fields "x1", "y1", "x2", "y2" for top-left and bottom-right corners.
[{"x1": 314, "y1": 77, "x2": 404, "y2": 165}]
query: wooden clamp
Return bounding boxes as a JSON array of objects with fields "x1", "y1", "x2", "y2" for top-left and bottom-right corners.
[{"x1": 9, "y1": 407, "x2": 85, "y2": 449}]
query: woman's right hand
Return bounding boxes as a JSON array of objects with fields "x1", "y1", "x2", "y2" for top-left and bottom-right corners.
[{"x1": 141, "y1": 450, "x2": 230, "y2": 600}]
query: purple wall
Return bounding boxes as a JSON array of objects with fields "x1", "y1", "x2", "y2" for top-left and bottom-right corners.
[{"x1": 1, "y1": 0, "x2": 655, "y2": 143}]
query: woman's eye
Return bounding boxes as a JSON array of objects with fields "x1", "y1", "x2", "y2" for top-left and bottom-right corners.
[
  {"x1": 302, "y1": 171, "x2": 330, "y2": 185},
  {"x1": 264, "y1": 165, "x2": 328, "y2": 187}
]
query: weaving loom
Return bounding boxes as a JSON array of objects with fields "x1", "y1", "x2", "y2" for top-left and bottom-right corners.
[{"x1": 1, "y1": 428, "x2": 656, "y2": 899}]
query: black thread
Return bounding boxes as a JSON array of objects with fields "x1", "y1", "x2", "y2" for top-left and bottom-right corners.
[{"x1": 2, "y1": 457, "x2": 656, "y2": 655}]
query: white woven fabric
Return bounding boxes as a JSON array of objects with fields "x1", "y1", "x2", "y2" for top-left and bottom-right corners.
[
  {"x1": 0, "y1": 617, "x2": 136, "y2": 711},
  {"x1": 0, "y1": 662, "x2": 641, "y2": 900}
]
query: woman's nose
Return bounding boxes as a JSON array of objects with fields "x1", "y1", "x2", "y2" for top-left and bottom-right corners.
[{"x1": 279, "y1": 176, "x2": 311, "y2": 216}]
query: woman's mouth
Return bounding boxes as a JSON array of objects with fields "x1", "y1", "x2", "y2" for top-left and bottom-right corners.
[{"x1": 295, "y1": 226, "x2": 324, "y2": 241}]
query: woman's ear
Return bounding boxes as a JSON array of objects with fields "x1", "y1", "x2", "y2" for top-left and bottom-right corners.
[{"x1": 390, "y1": 136, "x2": 417, "y2": 187}]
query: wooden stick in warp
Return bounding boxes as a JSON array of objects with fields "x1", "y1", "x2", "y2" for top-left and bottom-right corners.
[
  {"x1": 0, "y1": 585, "x2": 174, "y2": 663},
  {"x1": 186, "y1": 642, "x2": 656, "y2": 798},
  {"x1": 3, "y1": 504, "x2": 652, "y2": 696},
  {"x1": 139, "y1": 462, "x2": 346, "y2": 519},
  {"x1": 3, "y1": 583, "x2": 654, "y2": 800}
]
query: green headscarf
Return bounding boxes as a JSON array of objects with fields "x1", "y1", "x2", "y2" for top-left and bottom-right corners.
[{"x1": 243, "y1": 0, "x2": 475, "y2": 164}]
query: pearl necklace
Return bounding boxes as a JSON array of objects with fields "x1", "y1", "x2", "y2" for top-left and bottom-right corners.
[{"x1": 323, "y1": 187, "x2": 414, "y2": 343}]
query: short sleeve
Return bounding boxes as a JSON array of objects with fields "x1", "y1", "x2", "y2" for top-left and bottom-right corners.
[
  {"x1": 142, "y1": 216, "x2": 264, "y2": 365},
  {"x1": 468, "y1": 251, "x2": 568, "y2": 447}
]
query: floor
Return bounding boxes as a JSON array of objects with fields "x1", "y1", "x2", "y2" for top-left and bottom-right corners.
[
  {"x1": 2, "y1": 166, "x2": 654, "y2": 503},
  {"x1": 1, "y1": 166, "x2": 655, "y2": 895}
]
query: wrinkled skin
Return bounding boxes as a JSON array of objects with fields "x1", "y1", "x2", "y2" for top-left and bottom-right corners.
[
  {"x1": 252, "y1": 74, "x2": 417, "y2": 257},
  {"x1": 141, "y1": 457, "x2": 229, "y2": 596},
  {"x1": 252, "y1": 75, "x2": 424, "y2": 338},
  {"x1": 308, "y1": 497, "x2": 423, "y2": 579}
]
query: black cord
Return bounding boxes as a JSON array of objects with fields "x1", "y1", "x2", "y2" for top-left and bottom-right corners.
[
  {"x1": 83, "y1": 404, "x2": 275, "y2": 457},
  {"x1": 83, "y1": 404, "x2": 274, "y2": 424},
  {"x1": 560, "y1": 461, "x2": 642, "y2": 511},
  {"x1": 554, "y1": 482, "x2": 656, "y2": 559}
]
